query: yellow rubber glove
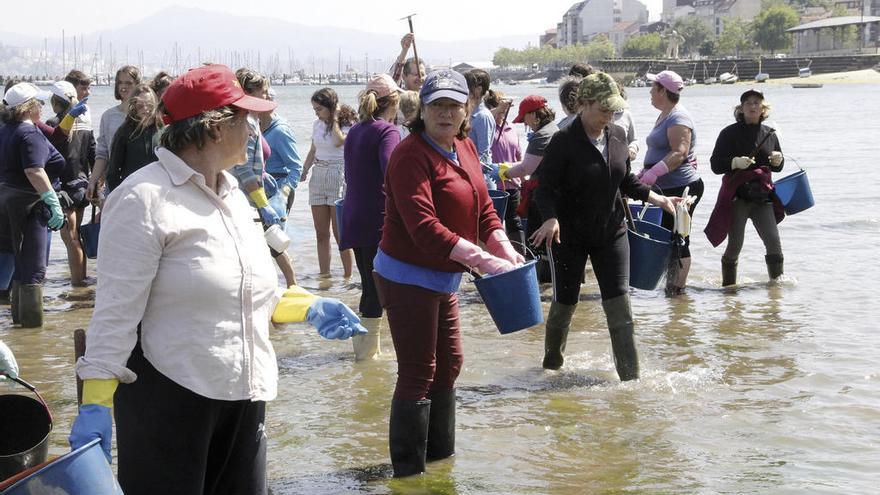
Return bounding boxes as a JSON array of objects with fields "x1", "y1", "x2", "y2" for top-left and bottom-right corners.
[
  {"x1": 498, "y1": 162, "x2": 512, "y2": 182},
  {"x1": 272, "y1": 285, "x2": 319, "y2": 323},
  {"x1": 248, "y1": 188, "x2": 271, "y2": 209},
  {"x1": 58, "y1": 114, "x2": 76, "y2": 133},
  {"x1": 81, "y1": 379, "x2": 119, "y2": 407}
]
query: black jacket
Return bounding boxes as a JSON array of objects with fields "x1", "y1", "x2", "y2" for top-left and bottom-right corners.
[
  {"x1": 535, "y1": 116, "x2": 651, "y2": 247},
  {"x1": 710, "y1": 121, "x2": 783, "y2": 175}
]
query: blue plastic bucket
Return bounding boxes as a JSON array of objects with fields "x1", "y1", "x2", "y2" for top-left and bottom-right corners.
[
  {"x1": 0, "y1": 253, "x2": 14, "y2": 290},
  {"x1": 473, "y1": 260, "x2": 543, "y2": 334},
  {"x1": 1, "y1": 439, "x2": 122, "y2": 494},
  {"x1": 628, "y1": 220, "x2": 672, "y2": 290},
  {"x1": 773, "y1": 169, "x2": 814, "y2": 215},
  {"x1": 628, "y1": 203, "x2": 662, "y2": 225},
  {"x1": 79, "y1": 223, "x2": 99, "y2": 260},
  {"x1": 488, "y1": 190, "x2": 509, "y2": 222}
]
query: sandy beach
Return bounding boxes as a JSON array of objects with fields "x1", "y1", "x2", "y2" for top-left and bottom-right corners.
[{"x1": 764, "y1": 68, "x2": 880, "y2": 85}]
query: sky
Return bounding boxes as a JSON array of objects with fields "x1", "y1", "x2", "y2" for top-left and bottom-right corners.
[{"x1": 9, "y1": 0, "x2": 663, "y2": 41}]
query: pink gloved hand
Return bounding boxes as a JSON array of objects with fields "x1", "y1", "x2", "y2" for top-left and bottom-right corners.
[
  {"x1": 449, "y1": 237, "x2": 515, "y2": 276},
  {"x1": 639, "y1": 160, "x2": 669, "y2": 186},
  {"x1": 486, "y1": 229, "x2": 525, "y2": 266}
]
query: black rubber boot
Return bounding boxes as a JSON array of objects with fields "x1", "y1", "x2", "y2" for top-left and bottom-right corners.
[
  {"x1": 766, "y1": 254, "x2": 784, "y2": 280},
  {"x1": 602, "y1": 294, "x2": 639, "y2": 381},
  {"x1": 721, "y1": 257, "x2": 738, "y2": 287},
  {"x1": 542, "y1": 301, "x2": 577, "y2": 370},
  {"x1": 389, "y1": 399, "x2": 431, "y2": 477},
  {"x1": 10, "y1": 280, "x2": 20, "y2": 324},
  {"x1": 425, "y1": 389, "x2": 456, "y2": 462},
  {"x1": 18, "y1": 284, "x2": 43, "y2": 328}
]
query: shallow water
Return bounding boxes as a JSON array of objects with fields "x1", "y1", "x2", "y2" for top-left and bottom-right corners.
[{"x1": 2, "y1": 82, "x2": 879, "y2": 493}]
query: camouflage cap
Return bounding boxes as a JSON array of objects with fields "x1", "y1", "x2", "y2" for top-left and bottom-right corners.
[{"x1": 577, "y1": 73, "x2": 628, "y2": 112}]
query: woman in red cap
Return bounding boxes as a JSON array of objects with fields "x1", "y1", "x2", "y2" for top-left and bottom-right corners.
[
  {"x1": 493, "y1": 94, "x2": 558, "y2": 281},
  {"x1": 69, "y1": 64, "x2": 365, "y2": 495}
]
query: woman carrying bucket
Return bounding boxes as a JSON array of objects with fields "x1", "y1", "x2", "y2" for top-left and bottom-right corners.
[
  {"x1": 374, "y1": 69, "x2": 523, "y2": 477},
  {"x1": 531, "y1": 73, "x2": 681, "y2": 380},
  {"x1": 0, "y1": 82, "x2": 68, "y2": 328},
  {"x1": 68, "y1": 65, "x2": 365, "y2": 495},
  {"x1": 340, "y1": 74, "x2": 403, "y2": 361},
  {"x1": 639, "y1": 70, "x2": 704, "y2": 295},
  {"x1": 704, "y1": 89, "x2": 785, "y2": 286}
]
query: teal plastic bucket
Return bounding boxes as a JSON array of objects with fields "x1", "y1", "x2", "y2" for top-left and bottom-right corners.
[
  {"x1": 628, "y1": 220, "x2": 672, "y2": 290},
  {"x1": 0, "y1": 253, "x2": 13, "y2": 290},
  {"x1": 1, "y1": 439, "x2": 122, "y2": 494},
  {"x1": 488, "y1": 190, "x2": 509, "y2": 221},
  {"x1": 628, "y1": 203, "x2": 662, "y2": 225},
  {"x1": 473, "y1": 260, "x2": 543, "y2": 334},
  {"x1": 773, "y1": 170, "x2": 814, "y2": 215}
]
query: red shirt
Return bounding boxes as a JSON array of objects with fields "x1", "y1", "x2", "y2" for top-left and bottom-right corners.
[{"x1": 380, "y1": 133, "x2": 503, "y2": 273}]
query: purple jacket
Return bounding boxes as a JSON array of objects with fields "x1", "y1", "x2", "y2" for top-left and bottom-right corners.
[{"x1": 340, "y1": 119, "x2": 401, "y2": 250}]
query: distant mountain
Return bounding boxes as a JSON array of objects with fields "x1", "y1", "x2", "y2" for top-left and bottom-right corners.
[{"x1": 0, "y1": 7, "x2": 535, "y2": 76}]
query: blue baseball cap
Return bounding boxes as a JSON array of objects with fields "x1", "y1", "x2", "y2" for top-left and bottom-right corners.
[{"x1": 419, "y1": 70, "x2": 469, "y2": 105}]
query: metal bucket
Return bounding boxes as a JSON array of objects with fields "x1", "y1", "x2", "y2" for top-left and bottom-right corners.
[{"x1": 0, "y1": 378, "x2": 52, "y2": 482}]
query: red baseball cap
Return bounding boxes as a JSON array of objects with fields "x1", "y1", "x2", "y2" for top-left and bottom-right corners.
[
  {"x1": 512, "y1": 95, "x2": 547, "y2": 123},
  {"x1": 161, "y1": 64, "x2": 277, "y2": 124}
]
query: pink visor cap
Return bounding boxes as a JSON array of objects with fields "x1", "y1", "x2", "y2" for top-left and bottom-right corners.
[
  {"x1": 647, "y1": 70, "x2": 684, "y2": 94},
  {"x1": 365, "y1": 73, "x2": 403, "y2": 99}
]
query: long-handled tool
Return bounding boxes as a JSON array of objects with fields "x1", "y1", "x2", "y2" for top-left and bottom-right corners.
[{"x1": 399, "y1": 13, "x2": 421, "y2": 84}]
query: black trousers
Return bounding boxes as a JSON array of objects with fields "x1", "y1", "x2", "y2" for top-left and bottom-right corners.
[
  {"x1": 353, "y1": 245, "x2": 382, "y2": 318},
  {"x1": 659, "y1": 178, "x2": 704, "y2": 258},
  {"x1": 550, "y1": 231, "x2": 629, "y2": 305},
  {"x1": 115, "y1": 344, "x2": 267, "y2": 495}
]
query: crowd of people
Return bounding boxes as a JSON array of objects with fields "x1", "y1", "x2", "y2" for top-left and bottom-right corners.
[{"x1": 0, "y1": 32, "x2": 793, "y2": 489}]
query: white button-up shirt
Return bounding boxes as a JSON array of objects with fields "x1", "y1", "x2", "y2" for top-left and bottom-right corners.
[{"x1": 76, "y1": 147, "x2": 282, "y2": 401}]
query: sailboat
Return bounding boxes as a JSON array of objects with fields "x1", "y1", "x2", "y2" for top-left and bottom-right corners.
[
  {"x1": 684, "y1": 63, "x2": 697, "y2": 86},
  {"x1": 703, "y1": 62, "x2": 719, "y2": 84},
  {"x1": 719, "y1": 63, "x2": 738, "y2": 84},
  {"x1": 755, "y1": 58, "x2": 770, "y2": 83}
]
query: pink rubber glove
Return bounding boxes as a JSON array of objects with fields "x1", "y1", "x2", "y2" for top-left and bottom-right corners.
[
  {"x1": 486, "y1": 229, "x2": 525, "y2": 266},
  {"x1": 639, "y1": 160, "x2": 669, "y2": 186},
  {"x1": 449, "y1": 237, "x2": 515, "y2": 276}
]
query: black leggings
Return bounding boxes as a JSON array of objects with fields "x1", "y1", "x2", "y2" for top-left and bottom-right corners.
[
  {"x1": 115, "y1": 343, "x2": 267, "y2": 495},
  {"x1": 659, "y1": 178, "x2": 704, "y2": 258},
  {"x1": 353, "y1": 245, "x2": 382, "y2": 318},
  {"x1": 549, "y1": 231, "x2": 629, "y2": 306}
]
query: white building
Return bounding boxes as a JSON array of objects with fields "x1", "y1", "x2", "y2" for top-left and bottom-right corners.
[
  {"x1": 557, "y1": 0, "x2": 649, "y2": 46},
  {"x1": 663, "y1": 0, "x2": 761, "y2": 36}
]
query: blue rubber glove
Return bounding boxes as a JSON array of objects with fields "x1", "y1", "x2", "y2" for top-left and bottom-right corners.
[
  {"x1": 306, "y1": 297, "x2": 367, "y2": 340},
  {"x1": 68, "y1": 97, "x2": 89, "y2": 118},
  {"x1": 40, "y1": 190, "x2": 65, "y2": 230},
  {"x1": 485, "y1": 163, "x2": 501, "y2": 184},
  {"x1": 0, "y1": 341, "x2": 18, "y2": 380},
  {"x1": 258, "y1": 206, "x2": 281, "y2": 226},
  {"x1": 69, "y1": 404, "x2": 113, "y2": 463}
]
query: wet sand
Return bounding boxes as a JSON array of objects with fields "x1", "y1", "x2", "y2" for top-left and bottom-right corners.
[{"x1": 765, "y1": 68, "x2": 880, "y2": 85}]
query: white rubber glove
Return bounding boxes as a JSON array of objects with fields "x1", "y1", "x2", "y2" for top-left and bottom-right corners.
[
  {"x1": 731, "y1": 156, "x2": 755, "y2": 170},
  {"x1": 0, "y1": 341, "x2": 19, "y2": 380},
  {"x1": 769, "y1": 151, "x2": 783, "y2": 167}
]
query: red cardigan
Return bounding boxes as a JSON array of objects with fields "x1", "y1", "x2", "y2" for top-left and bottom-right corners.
[{"x1": 379, "y1": 133, "x2": 503, "y2": 272}]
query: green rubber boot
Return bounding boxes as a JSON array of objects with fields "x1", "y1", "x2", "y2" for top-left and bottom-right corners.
[
  {"x1": 766, "y1": 254, "x2": 784, "y2": 280},
  {"x1": 18, "y1": 284, "x2": 43, "y2": 328},
  {"x1": 542, "y1": 301, "x2": 577, "y2": 370},
  {"x1": 721, "y1": 257, "x2": 738, "y2": 287},
  {"x1": 602, "y1": 294, "x2": 639, "y2": 381},
  {"x1": 10, "y1": 280, "x2": 20, "y2": 325},
  {"x1": 389, "y1": 399, "x2": 431, "y2": 478}
]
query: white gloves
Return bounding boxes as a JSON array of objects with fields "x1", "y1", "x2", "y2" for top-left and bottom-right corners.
[
  {"x1": 769, "y1": 151, "x2": 783, "y2": 167},
  {"x1": 731, "y1": 156, "x2": 755, "y2": 170}
]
